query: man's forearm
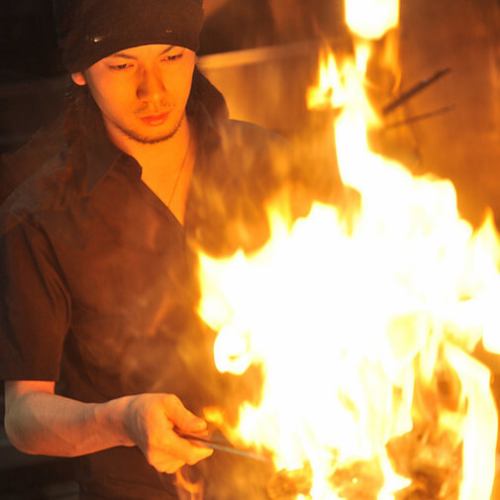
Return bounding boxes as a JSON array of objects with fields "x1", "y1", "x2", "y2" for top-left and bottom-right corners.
[
  {"x1": 4, "y1": 384, "x2": 213, "y2": 473},
  {"x1": 5, "y1": 392, "x2": 133, "y2": 457}
]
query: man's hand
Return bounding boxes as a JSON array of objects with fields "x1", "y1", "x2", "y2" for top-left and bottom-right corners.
[
  {"x1": 5, "y1": 381, "x2": 213, "y2": 473},
  {"x1": 120, "y1": 393, "x2": 213, "y2": 473}
]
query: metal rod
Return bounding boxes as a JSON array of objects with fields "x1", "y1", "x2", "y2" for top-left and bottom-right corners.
[
  {"x1": 382, "y1": 68, "x2": 452, "y2": 115},
  {"x1": 384, "y1": 105, "x2": 454, "y2": 129},
  {"x1": 178, "y1": 432, "x2": 271, "y2": 463}
]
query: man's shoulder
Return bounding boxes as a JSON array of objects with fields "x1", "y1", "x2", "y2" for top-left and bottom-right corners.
[
  {"x1": 188, "y1": 118, "x2": 292, "y2": 254},
  {"x1": 0, "y1": 114, "x2": 66, "y2": 204},
  {"x1": 212, "y1": 118, "x2": 287, "y2": 166},
  {"x1": 217, "y1": 118, "x2": 285, "y2": 148},
  {"x1": 0, "y1": 113, "x2": 76, "y2": 225},
  {"x1": 0, "y1": 149, "x2": 77, "y2": 227},
  {"x1": 211, "y1": 118, "x2": 290, "y2": 184}
]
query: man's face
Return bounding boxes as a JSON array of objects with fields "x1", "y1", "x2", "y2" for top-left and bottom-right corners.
[{"x1": 72, "y1": 44, "x2": 196, "y2": 144}]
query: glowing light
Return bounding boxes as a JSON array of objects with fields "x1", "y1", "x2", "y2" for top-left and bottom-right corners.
[
  {"x1": 345, "y1": 0, "x2": 400, "y2": 40},
  {"x1": 196, "y1": 0, "x2": 500, "y2": 497}
]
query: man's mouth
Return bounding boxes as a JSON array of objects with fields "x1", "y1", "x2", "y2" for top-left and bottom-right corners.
[{"x1": 139, "y1": 112, "x2": 169, "y2": 126}]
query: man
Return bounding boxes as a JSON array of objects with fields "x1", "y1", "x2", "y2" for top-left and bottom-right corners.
[{"x1": 0, "y1": 0, "x2": 284, "y2": 497}]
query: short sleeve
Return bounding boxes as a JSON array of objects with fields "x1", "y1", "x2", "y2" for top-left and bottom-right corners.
[{"x1": 0, "y1": 216, "x2": 71, "y2": 381}]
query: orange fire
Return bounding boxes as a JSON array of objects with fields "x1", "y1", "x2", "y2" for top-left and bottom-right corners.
[
  {"x1": 196, "y1": 1, "x2": 500, "y2": 498},
  {"x1": 345, "y1": 0, "x2": 399, "y2": 40}
]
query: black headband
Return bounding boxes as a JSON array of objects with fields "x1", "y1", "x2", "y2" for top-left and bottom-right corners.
[{"x1": 58, "y1": 0, "x2": 204, "y2": 73}]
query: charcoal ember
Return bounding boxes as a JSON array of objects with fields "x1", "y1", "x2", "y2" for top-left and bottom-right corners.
[
  {"x1": 395, "y1": 467, "x2": 459, "y2": 500},
  {"x1": 396, "y1": 479, "x2": 459, "y2": 500},
  {"x1": 412, "y1": 360, "x2": 463, "y2": 424},
  {"x1": 329, "y1": 459, "x2": 384, "y2": 499},
  {"x1": 267, "y1": 463, "x2": 312, "y2": 499},
  {"x1": 387, "y1": 352, "x2": 464, "y2": 499},
  {"x1": 388, "y1": 425, "x2": 461, "y2": 499}
]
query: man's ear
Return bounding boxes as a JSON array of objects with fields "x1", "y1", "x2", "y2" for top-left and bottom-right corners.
[{"x1": 71, "y1": 72, "x2": 87, "y2": 86}]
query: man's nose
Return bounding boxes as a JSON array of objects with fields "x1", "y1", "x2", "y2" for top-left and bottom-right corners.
[{"x1": 137, "y1": 68, "x2": 167, "y2": 107}]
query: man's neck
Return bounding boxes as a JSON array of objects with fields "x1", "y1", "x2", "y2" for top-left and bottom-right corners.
[
  {"x1": 104, "y1": 115, "x2": 196, "y2": 224},
  {"x1": 105, "y1": 115, "x2": 192, "y2": 173}
]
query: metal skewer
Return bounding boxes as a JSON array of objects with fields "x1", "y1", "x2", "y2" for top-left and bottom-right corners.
[
  {"x1": 382, "y1": 67, "x2": 452, "y2": 115},
  {"x1": 178, "y1": 432, "x2": 271, "y2": 463},
  {"x1": 384, "y1": 105, "x2": 454, "y2": 129}
]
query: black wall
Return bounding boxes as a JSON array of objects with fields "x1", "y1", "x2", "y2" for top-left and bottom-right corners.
[{"x1": 0, "y1": 0, "x2": 66, "y2": 153}]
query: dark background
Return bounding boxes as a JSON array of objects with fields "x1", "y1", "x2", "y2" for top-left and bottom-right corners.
[{"x1": 0, "y1": 0, "x2": 64, "y2": 154}]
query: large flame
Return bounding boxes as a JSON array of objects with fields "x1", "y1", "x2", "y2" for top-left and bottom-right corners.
[
  {"x1": 345, "y1": 0, "x2": 399, "y2": 40},
  {"x1": 196, "y1": 1, "x2": 500, "y2": 498}
]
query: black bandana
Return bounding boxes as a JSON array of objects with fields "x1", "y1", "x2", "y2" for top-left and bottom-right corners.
[{"x1": 57, "y1": 0, "x2": 204, "y2": 73}]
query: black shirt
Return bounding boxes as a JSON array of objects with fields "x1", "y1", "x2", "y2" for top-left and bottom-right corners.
[{"x1": 0, "y1": 82, "x2": 286, "y2": 498}]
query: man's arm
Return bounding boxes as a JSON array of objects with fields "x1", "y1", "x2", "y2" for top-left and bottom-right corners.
[{"x1": 4, "y1": 381, "x2": 213, "y2": 473}]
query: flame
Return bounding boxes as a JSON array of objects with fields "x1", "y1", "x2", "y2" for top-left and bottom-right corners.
[
  {"x1": 175, "y1": 468, "x2": 204, "y2": 500},
  {"x1": 196, "y1": 0, "x2": 500, "y2": 498},
  {"x1": 345, "y1": 0, "x2": 399, "y2": 40}
]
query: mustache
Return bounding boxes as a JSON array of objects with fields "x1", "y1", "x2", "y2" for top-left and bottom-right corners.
[{"x1": 135, "y1": 104, "x2": 174, "y2": 115}]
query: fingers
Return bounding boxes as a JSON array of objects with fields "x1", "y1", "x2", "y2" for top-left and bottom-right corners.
[
  {"x1": 145, "y1": 422, "x2": 213, "y2": 473},
  {"x1": 154, "y1": 458, "x2": 185, "y2": 475},
  {"x1": 163, "y1": 428, "x2": 214, "y2": 466},
  {"x1": 125, "y1": 394, "x2": 213, "y2": 474},
  {"x1": 161, "y1": 394, "x2": 207, "y2": 434}
]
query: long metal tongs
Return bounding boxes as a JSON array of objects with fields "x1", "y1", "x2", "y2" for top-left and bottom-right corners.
[{"x1": 177, "y1": 431, "x2": 271, "y2": 463}]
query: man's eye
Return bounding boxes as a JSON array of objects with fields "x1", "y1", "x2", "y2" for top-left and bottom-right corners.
[
  {"x1": 163, "y1": 53, "x2": 183, "y2": 62},
  {"x1": 109, "y1": 63, "x2": 134, "y2": 71}
]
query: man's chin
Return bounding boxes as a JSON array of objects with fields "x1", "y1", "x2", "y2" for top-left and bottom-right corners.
[
  {"x1": 118, "y1": 118, "x2": 184, "y2": 145},
  {"x1": 130, "y1": 132, "x2": 178, "y2": 145}
]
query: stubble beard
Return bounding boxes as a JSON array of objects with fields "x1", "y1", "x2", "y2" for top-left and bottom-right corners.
[{"x1": 114, "y1": 113, "x2": 185, "y2": 145}]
